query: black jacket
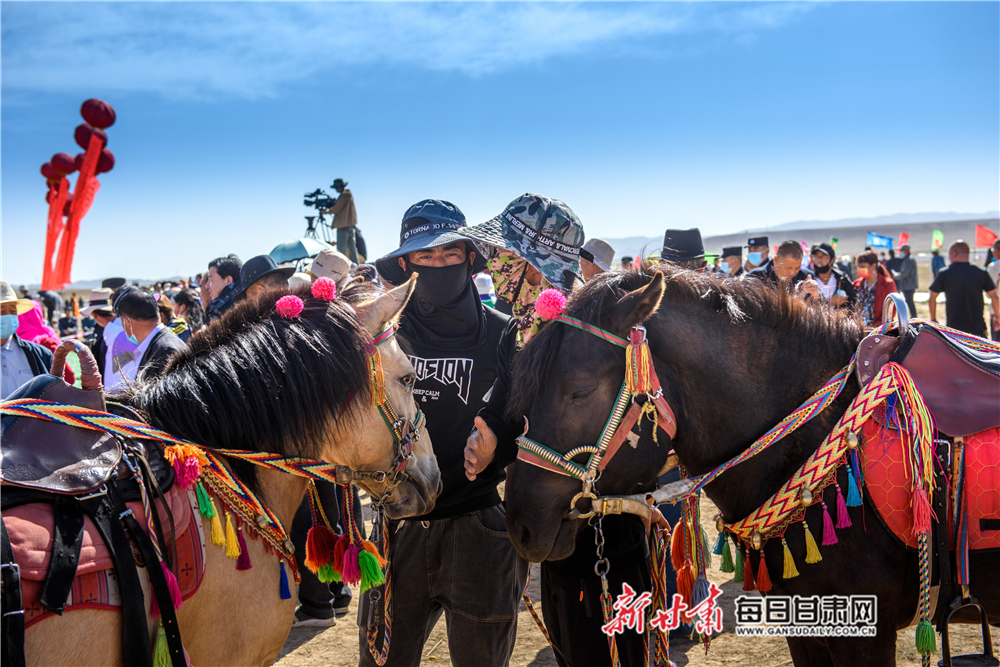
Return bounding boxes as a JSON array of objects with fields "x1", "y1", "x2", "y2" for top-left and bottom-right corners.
[
  {"x1": 12, "y1": 334, "x2": 54, "y2": 377},
  {"x1": 746, "y1": 259, "x2": 815, "y2": 286},
  {"x1": 137, "y1": 327, "x2": 187, "y2": 382}
]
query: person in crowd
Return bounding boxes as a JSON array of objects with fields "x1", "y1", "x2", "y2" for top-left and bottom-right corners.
[
  {"x1": 322, "y1": 178, "x2": 359, "y2": 263},
  {"x1": 110, "y1": 286, "x2": 187, "y2": 385},
  {"x1": 852, "y1": 251, "x2": 897, "y2": 327},
  {"x1": 879, "y1": 251, "x2": 888, "y2": 267},
  {"x1": 720, "y1": 245, "x2": 744, "y2": 277},
  {"x1": 710, "y1": 255, "x2": 723, "y2": 274},
  {"x1": 747, "y1": 240, "x2": 819, "y2": 298},
  {"x1": 204, "y1": 254, "x2": 242, "y2": 323},
  {"x1": 837, "y1": 254, "x2": 855, "y2": 280},
  {"x1": 462, "y1": 194, "x2": 661, "y2": 667},
  {"x1": 889, "y1": 243, "x2": 918, "y2": 317},
  {"x1": 355, "y1": 226, "x2": 368, "y2": 264},
  {"x1": 1, "y1": 281, "x2": 54, "y2": 399},
  {"x1": 58, "y1": 306, "x2": 78, "y2": 337},
  {"x1": 928, "y1": 240, "x2": 999, "y2": 338},
  {"x1": 886, "y1": 248, "x2": 901, "y2": 274},
  {"x1": 17, "y1": 301, "x2": 60, "y2": 342},
  {"x1": 745, "y1": 236, "x2": 770, "y2": 272},
  {"x1": 661, "y1": 228, "x2": 708, "y2": 271},
  {"x1": 37, "y1": 289, "x2": 63, "y2": 326},
  {"x1": 234, "y1": 255, "x2": 294, "y2": 303},
  {"x1": 288, "y1": 272, "x2": 312, "y2": 290},
  {"x1": 359, "y1": 199, "x2": 522, "y2": 666},
  {"x1": 809, "y1": 243, "x2": 857, "y2": 310},
  {"x1": 309, "y1": 248, "x2": 352, "y2": 285},
  {"x1": 155, "y1": 294, "x2": 190, "y2": 342},
  {"x1": 931, "y1": 249, "x2": 946, "y2": 281},
  {"x1": 987, "y1": 239, "x2": 1000, "y2": 340},
  {"x1": 171, "y1": 289, "x2": 205, "y2": 340},
  {"x1": 580, "y1": 238, "x2": 615, "y2": 281},
  {"x1": 81, "y1": 287, "x2": 116, "y2": 379}
]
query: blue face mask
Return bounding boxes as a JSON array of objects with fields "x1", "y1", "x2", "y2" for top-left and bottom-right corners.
[
  {"x1": 0, "y1": 314, "x2": 18, "y2": 340},
  {"x1": 748, "y1": 252, "x2": 763, "y2": 266},
  {"x1": 719, "y1": 262, "x2": 732, "y2": 274},
  {"x1": 123, "y1": 318, "x2": 139, "y2": 345}
]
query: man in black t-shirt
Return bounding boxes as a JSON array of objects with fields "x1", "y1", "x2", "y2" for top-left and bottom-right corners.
[{"x1": 928, "y1": 240, "x2": 1000, "y2": 337}]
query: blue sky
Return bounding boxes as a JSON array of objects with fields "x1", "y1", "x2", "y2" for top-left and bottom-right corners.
[{"x1": 2, "y1": 2, "x2": 998, "y2": 284}]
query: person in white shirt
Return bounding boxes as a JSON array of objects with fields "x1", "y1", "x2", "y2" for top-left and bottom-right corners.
[{"x1": 0, "y1": 281, "x2": 53, "y2": 399}]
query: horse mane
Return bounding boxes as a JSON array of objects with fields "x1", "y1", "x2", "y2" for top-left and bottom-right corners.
[
  {"x1": 508, "y1": 261, "x2": 863, "y2": 420},
  {"x1": 125, "y1": 280, "x2": 382, "y2": 496}
]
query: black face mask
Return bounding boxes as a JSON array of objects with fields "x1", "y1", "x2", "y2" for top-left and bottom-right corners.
[
  {"x1": 814, "y1": 262, "x2": 833, "y2": 276},
  {"x1": 399, "y1": 260, "x2": 487, "y2": 349},
  {"x1": 407, "y1": 261, "x2": 472, "y2": 307}
]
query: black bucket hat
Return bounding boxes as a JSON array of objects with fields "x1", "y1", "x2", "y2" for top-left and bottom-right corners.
[
  {"x1": 660, "y1": 228, "x2": 706, "y2": 262},
  {"x1": 374, "y1": 199, "x2": 487, "y2": 286},
  {"x1": 234, "y1": 255, "x2": 295, "y2": 302}
]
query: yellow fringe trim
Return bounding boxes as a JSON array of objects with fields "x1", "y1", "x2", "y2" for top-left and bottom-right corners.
[
  {"x1": 224, "y1": 513, "x2": 240, "y2": 558},
  {"x1": 803, "y1": 521, "x2": 822, "y2": 564},
  {"x1": 782, "y1": 538, "x2": 799, "y2": 579}
]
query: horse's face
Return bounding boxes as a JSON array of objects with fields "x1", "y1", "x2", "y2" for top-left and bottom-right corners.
[
  {"x1": 506, "y1": 273, "x2": 670, "y2": 562},
  {"x1": 335, "y1": 278, "x2": 442, "y2": 519}
]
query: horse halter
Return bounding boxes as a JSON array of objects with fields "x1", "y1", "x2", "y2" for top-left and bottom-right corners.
[{"x1": 516, "y1": 316, "x2": 678, "y2": 520}]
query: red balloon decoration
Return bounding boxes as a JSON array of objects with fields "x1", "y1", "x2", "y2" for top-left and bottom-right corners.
[
  {"x1": 41, "y1": 162, "x2": 62, "y2": 181},
  {"x1": 74, "y1": 124, "x2": 108, "y2": 151},
  {"x1": 51, "y1": 152, "x2": 77, "y2": 175},
  {"x1": 74, "y1": 153, "x2": 86, "y2": 172},
  {"x1": 95, "y1": 149, "x2": 115, "y2": 175},
  {"x1": 80, "y1": 99, "x2": 116, "y2": 129},
  {"x1": 62, "y1": 192, "x2": 74, "y2": 217}
]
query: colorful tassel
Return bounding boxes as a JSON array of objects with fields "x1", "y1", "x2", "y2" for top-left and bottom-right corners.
[
  {"x1": 236, "y1": 527, "x2": 252, "y2": 571},
  {"x1": 670, "y1": 520, "x2": 686, "y2": 571},
  {"x1": 153, "y1": 624, "x2": 170, "y2": 667},
  {"x1": 304, "y1": 524, "x2": 339, "y2": 573},
  {"x1": 911, "y1": 485, "x2": 932, "y2": 537},
  {"x1": 358, "y1": 549, "x2": 385, "y2": 592},
  {"x1": 173, "y1": 456, "x2": 201, "y2": 490},
  {"x1": 719, "y1": 537, "x2": 735, "y2": 573},
  {"x1": 210, "y1": 503, "x2": 225, "y2": 546},
  {"x1": 741, "y1": 549, "x2": 755, "y2": 591},
  {"x1": 845, "y1": 464, "x2": 863, "y2": 506},
  {"x1": 361, "y1": 540, "x2": 388, "y2": 568},
  {"x1": 677, "y1": 561, "x2": 694, "y2": 604},
  {"x1": 224, "y1": 513, "x2": 240, "y2": 559},
  {"x1": 691, "y1": 574, "x2": 711, "y2": 607},
  {"x1": 835, "y1": 485, "x2": 852, "y2": 529},
  {"x1": 342, "y1": 544, "x2": 362, "y2": 585},
  {"x1": 195, "y1": 483, "x2": 215, "y2": 518},
  {"x1": 279, "y1": 561, "x2": 291, "y2": 600},
  {"x1": 915, "y1": 619, "x2": 936, "y2": 654},
  {"x1": 150, "y1": 562, "x2": 184, "y2": 618},
  {"x1": 317, "y1": 563, "x2": 338, "y2": 583},
  {"x1": 625, "y1": 334, "x2": 653, "y2": 395},
  {"x1": 712, "y1": 530, "x2": 726, "y2": 556},
  {"x1": 333, "y1": 534, "x2": 349, "y2": 573},
  {"x1": 756, "y1": 553, "x2": 772, "y2": 593},
  {"x1": 821, "y1": 500, "x2": 838, "y2": 545},
  {"x1": 781, "y1": 538, "x2": 799, "y2": 579},
  {"x1": 733, "y1": 543, "x2": 745, "y2": 583},
  {"x1": 803, "y1": 521, "x2": 822, "y2": 564}
]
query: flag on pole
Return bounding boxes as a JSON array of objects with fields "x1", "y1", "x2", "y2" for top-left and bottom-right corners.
[
  {"x1": 931, "y1": 229, "x2": 944, "y2": 250},
  {"x1": 898, "y1": 232, "x2": 910, "y2": 247},
  {"x1": 830, "y1": 237, "x2": 839, "y2": 250},
  {"x1": 975, "y1": 224, "x2": 998, "y2": 248},
  {"x1": 866, "y1": 232, "x2": 893, "y2": 249}
]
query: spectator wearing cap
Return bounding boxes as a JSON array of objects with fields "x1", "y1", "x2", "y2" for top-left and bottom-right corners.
[
  {"x1": 928, "y1": 240, "x2": 999, "y2": 338},
  {"x1": 234, "y1": 255, "x2": 294, "y2": 303},
  {"x1": 852, "y1": 251, "x2": 897, "y2": 327},
  {"x1": 580, "y1": 238, "x2": 615, "y2": 281},
  {"x1": 720, "y1": 246, "x2": 744, "y2": 277},
  {"x1": 1, "y1": 281, "x2": 53, "y2": 400},
  {"x1": 362, "y1": 199, "x2": 523, "y2": 666},
  {"x1": 746, "y1": 236, "x2": 770, "y2": 272},
  {"x1": 748, "y1": 240, "x2": 819, "y2": 299},
  {"x1": 204, "y1": 254, "x2": 242, "y2": 323},
  {"x1": 322, "y1": 178, "x2": 359, "y2": 263},
  {"x1": 660, "y1": 228, "x2": 707, "y2": 271},
  {"x1": 110, "y1": 286, "x2": 187, "y2": 387},
  {"x1": 81, "y1": 287, "x2": 118, "y2": 380},
  {"x1": 620, "y1": 256, "x2": 634, "y2": 270},
  {"x1": 461, "y1": 195, "x2": 657, "y2": 667},
  {"x1": 889, "y1": 244, "x2": 918, "y2": 317},
  {"x1": 809, "y1": 243, "x2": 857, "y2": 310},
  {"x1": 309, "y1": 248, "x2": 351, "y2": 286}
]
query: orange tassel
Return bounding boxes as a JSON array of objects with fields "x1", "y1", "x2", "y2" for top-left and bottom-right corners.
[
  {"x1": 742, "y1": 550, "x2": 756, "y2": 591},
  {"x1": 304, "y1": 525, "x2": 339, "y2": 572},
  {"x1": 677, "y1": 561, "x2": 695, "y2": 605},
  {"x1": 756, "y1": 553, "x2": 772, "y2": 593},
  {"x1": 670, "y1": 521, "x2": 687, "y2": 571}
]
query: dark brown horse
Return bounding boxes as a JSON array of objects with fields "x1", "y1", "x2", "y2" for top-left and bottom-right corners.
[{"x1": 504, "y1": 265, "x2": 999, "y2": 666}]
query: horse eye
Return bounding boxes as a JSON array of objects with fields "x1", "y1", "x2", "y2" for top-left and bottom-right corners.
[
  {"x1": 571, "y1": 388, "x2": 594, "y2": 400},
  {"x1": 401, "y1": 374, "x2": 416, "y2": 389}
]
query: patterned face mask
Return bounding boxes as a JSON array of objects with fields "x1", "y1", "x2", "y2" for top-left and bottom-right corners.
[{"x1": 487, "y1": 252, "x2": 549, "y2": 348}]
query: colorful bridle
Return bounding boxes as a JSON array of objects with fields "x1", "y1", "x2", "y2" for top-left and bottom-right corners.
[{"x1": 516, "y1": 315, "x2": 677, "y2": 520}]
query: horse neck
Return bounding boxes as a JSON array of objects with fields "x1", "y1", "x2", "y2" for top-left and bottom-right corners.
[
  {"x1": 245, "y1": 466, "x2": 310, "y2": 533},
  {"x1": 652, "y1": 304, "x2": 862, "y2": 522}
]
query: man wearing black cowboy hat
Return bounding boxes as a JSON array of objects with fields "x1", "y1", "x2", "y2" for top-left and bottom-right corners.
[
  {"x1": 720, "y1": 246, "x2": 745, "y2": 277},
  {"x1": 234, "y1": 255, "x2": 295, "y2": 303},
  {"x1": 322, "y1": 178, "x2": 359, "y2": 264},
  {"x1": 660, "y1": 228, "x2": 708, "y2": 271},
  {"x1": 363, "y1": 200, "x2": 526, "y2": 667}
]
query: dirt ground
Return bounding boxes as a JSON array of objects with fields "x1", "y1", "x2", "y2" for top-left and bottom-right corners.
[{"x1": 275, "y1": 491, "x2": 989, "y2": 667}]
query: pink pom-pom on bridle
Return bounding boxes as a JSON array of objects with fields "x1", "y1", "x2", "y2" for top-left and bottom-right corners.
[
  {"x1": 276, "y1": 295, "x2": 305, "y2": 319},
  {"x1": 535, "y1": 288, "x2": 567, "y2": 320},
  {"x1": 311, "y1": 277, "x2": 337, "y2": 301}
]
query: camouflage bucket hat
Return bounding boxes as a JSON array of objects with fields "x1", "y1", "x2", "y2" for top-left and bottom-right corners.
[{"x1": 459, "y1": 194, "x2": 585, "y2": 290}]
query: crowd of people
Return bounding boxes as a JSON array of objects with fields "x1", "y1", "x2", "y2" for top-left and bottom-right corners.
[{"x1": 2, "y1": 188, "x2": 999, "y2": 667}]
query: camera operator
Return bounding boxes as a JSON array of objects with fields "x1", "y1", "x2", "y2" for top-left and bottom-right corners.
[{"x1": 322, "y1": 178, "x2": 359, "y2": 263}]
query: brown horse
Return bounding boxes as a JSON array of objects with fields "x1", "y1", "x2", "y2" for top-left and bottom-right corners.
[
  {"x1": 20, "y1": 277, "x2": 442, "y2": 667},
  {"x1": 504, "y1": 266, "x2": 998, "y2": 667}
]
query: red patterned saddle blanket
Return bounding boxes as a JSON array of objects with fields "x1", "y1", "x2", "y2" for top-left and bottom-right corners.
[
  {"x1": 864, "y1": 421, "x2": 1000, "y2": 551},
  {"x1": 4, "y1": 486, "x2": 206, "y2": 628}
]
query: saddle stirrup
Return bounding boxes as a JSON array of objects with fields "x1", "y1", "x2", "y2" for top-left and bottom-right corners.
[{"x1": 938, "y1": 594, "x2": 997, "y2": 667}]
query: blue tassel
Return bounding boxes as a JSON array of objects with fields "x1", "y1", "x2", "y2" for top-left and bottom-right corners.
[
  {"x1": 851, "y1": 450, "x2": 864, "y2": 486},
  {"x1": 712, "y1": 530, "x2": 726, "y2": 555},
  {"x1": 846, "y1": 464, "x2": 863, "y2": 507},
  {"x1": 691, "y1": 574, "x2": 711, "y2": 607},
  {"x1": 279, "y1": 561, "x2": 291, "y2": 600}
]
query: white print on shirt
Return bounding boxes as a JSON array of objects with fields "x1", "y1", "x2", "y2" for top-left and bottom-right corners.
[{"x1": 408, "y1": 356, "x2": 474, "y2": 404}]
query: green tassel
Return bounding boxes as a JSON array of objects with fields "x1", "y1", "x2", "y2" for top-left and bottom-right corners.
[
  {"x1": 153, "y1": 624, "x2": 170, "y2": 667},
  {"x1": 720, "y1": 537, "x2": 735, "y2": 573},
  {"x1": 699, "y1": 526, "x2": 712, "y2": 565},
  {"x1": 358, "y1": 550, "x2": 385, "y2": 593},
  {"x1": 733, "y1": 544, "x2": 745, "y2": 583},
  {"x1": 915, "y1": 620, "x2": 936, "y2": 655},
  {"x1": 317, "y1": 562, "x2": 337, "y2": 583},
  {"x1": 196, "y1": 483, "x2": 215, "y2": 518}
]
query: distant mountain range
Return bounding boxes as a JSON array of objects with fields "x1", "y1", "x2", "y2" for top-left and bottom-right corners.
[{"x1": 762, "y1": 211, "x2": 999, "y2": 232}]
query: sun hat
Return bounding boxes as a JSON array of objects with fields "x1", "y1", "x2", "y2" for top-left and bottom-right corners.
[
  {"x1": 459, "y1": 193, "x2": 585, "y2": 290},
  {"x1": 582, "y1": 238, "x2": 615, "y2": 272},
  {"x1": 309, "y1": 248, "x2": 351, "y2": 283},
  {"x1": 80, "y1": 287, "x2": 114, "y2": 317},
  {"x1": 0, "y1": 281, "x2": 35, "y2": 315}
]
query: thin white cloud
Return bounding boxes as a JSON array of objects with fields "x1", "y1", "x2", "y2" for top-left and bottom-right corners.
[{"x1": 1, "y1": 2, "x2": 816, "y2": 100}]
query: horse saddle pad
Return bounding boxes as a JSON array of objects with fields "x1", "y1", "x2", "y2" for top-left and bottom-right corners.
[
  {"x1": 856, "y1": 325, "x2": 1000, "y2": 437},
  {"x1": 1, "y1": 375, "x2": 119, "y2": 494},
  {"x1": 863, "y1": 421, "x2": 1000, "y2": 551},
  {"x1": 4, "y1": 486, "x2": 206, "y2": 628}
]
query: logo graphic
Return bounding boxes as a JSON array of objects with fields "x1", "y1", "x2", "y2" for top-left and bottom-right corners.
[{"x1": 408, "y1": 356, "x2": 474, "y2": 404}]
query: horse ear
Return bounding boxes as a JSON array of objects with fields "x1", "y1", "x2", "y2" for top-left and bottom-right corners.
[
  {"x1": 611, "y1": 271, "x2": 665, "y2": 330},
  {"x1": 354, "y1": 274, "x2": 417, "y2": 332}
]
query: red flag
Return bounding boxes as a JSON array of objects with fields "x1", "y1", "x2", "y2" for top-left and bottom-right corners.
[
  {"x1": 54, "y1": 132, "x2": 103, "y2": 286},
  {"x1": 975, "y1": 224, "x2": 998, "y2": 248},
  {"x1": 898, "y1": 233, "x2": 910, "y2": 247},
  {"x1": 41, "y1": 178, "x2": 70, "y2": 290}
]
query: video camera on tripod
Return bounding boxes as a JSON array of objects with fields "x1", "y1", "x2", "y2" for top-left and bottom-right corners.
[{"x1": 303, "y1": 188, "x2": 339, "y2": 240}]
